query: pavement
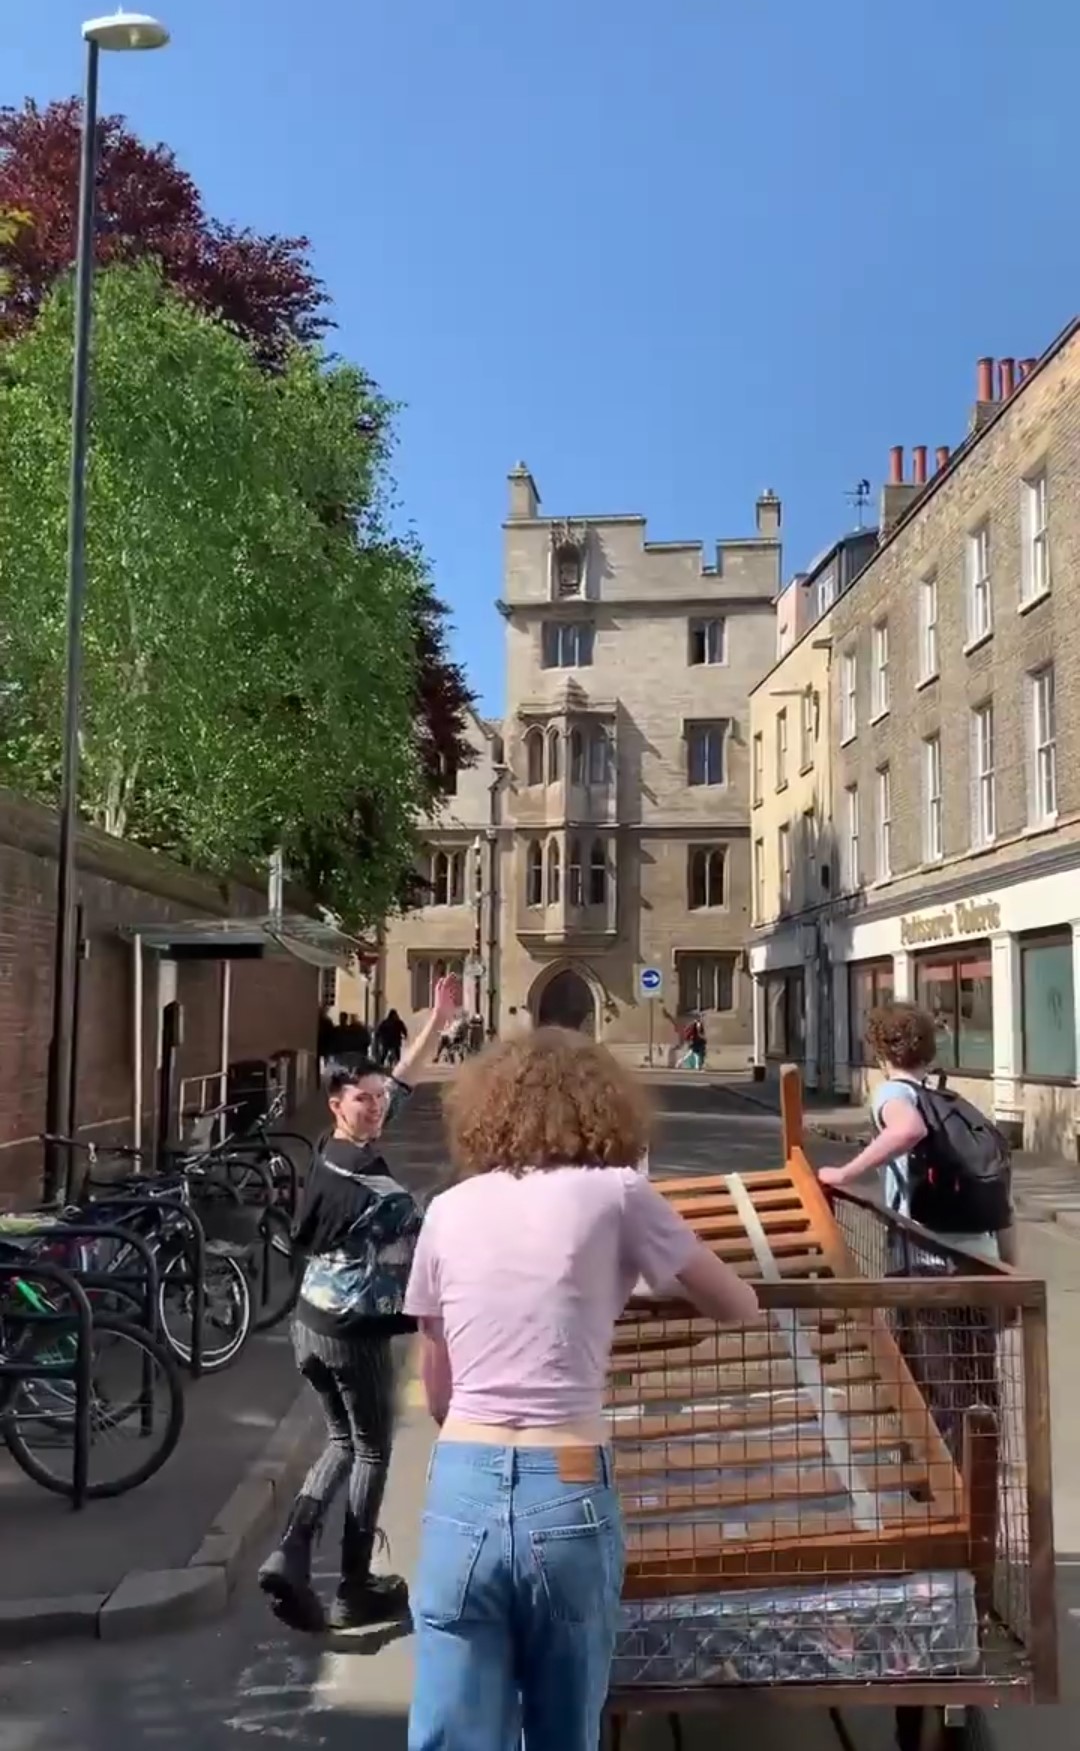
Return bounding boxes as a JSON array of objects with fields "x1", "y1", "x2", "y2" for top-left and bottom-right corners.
[
  {"x1": 0, "y1": 1104, "x2": 333, "y2": 1649},
  {"x1": 0, "y1": 1078, "x2": 1078, "y2": 1749}
]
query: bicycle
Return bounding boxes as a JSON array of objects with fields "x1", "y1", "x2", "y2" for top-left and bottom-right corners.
[
  {"x1": 0, "y1": 1243, "x2": 184, "y2": 1500},
  {"x1": 41, "y1": 1137, "x2": 253, "y2": 1374}
]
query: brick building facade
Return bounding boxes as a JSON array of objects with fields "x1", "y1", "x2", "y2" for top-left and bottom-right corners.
[
  {"x1": 0, "y1": 789, "x2": 323, "y2": 1205},
  {"x1": 751, "y1": 333, "x2": 1080, "y2": 1158}
]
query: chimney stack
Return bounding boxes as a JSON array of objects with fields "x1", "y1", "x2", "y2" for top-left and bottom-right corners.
[
  {"x1": 976, "y1": 358, "x2": 995, "y2": 403},
  {"x1": 1018, "y1": 357, "x2": 1037, "y2": 382},
  {"x1": 755, "y1": 489, "x2": 782, "y2": 537},
  {"x1": 888, "y1": 445, "x2": 904, "y2": 484},
  {"x1": 935, "y1": 445, "x2": 951, "y2": 473},
  {"x1": 998, "y1": 358, "x2": 1016, "y2": 399},
  {"x1": 912, "y1": 445, "x2": 928, "y2": 486},
  {"x1": 507, "y1": 461, "x2": 540, "y2": 520}
]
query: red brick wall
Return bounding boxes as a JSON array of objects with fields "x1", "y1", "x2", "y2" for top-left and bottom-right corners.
[{"x1": 0, "y1": 792, "x2": 319, "y2": 1207}]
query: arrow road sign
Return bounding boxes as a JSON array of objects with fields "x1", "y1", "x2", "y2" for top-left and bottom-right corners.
[{"x1": 638, "y1": 966, "x2": 663, "y2": 997}]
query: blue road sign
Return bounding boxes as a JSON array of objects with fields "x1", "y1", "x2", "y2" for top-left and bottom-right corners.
[{"x1": 638, "y1": 966, "x2": 663, "y2": 997}]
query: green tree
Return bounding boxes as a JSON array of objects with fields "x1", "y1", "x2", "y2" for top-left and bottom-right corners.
[{"x1": 0, "y1": 261, "x2": 424, "y2": 924}]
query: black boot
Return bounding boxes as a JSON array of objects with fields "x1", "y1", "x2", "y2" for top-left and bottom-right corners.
[
  {"x1": 326, "y1": 1515, "x2": 409, "y2": 1630},
  {"x1": 258, "y1": 1495, "x2": 326, "y2": 1633}
]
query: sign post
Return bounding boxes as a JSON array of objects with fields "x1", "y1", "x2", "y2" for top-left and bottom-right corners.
[{"x1": 637, "y1": 966, "x2": 663, "y2": 1067}]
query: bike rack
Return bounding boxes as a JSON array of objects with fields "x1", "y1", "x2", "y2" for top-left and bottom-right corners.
[
  {"x1": 74, "y1": 1194, "x2": 207, "y2": 1381},
  {"x1": 0, "y1": 1259, "x2": 93, "y2": 1510},
  {"x1": 13, "y1": 1221, "x2": 159, "y2": 1338}
]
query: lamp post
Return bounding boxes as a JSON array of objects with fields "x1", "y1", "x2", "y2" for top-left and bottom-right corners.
[{"x1": 43, "y1": 13, "x2": 169, "y2": 1203}]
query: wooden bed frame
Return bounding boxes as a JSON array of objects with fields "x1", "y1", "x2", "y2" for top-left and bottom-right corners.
[{"x1": 606, "y1": 1111, "x2": 977, "y2": 1601}]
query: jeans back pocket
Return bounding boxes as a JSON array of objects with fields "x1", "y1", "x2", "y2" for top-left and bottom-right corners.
[
  {"x1": 414, "y1": 1514, "x2": 486, "y2": 1627},
  {"x1": 529, "y1": 1507, "x2": 624, "y2": 1625}
]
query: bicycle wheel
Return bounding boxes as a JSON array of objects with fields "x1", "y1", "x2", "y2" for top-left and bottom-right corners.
[
  {"x1": 250, "y1": 1206, "x2": 301, "y2": 1333},
  {"x1": 159, "y1": 1245, "x2": 251, "y2": 1372},
  {"x1": 1, "y1": 1314, "x2": 185, "y2": 1499}
]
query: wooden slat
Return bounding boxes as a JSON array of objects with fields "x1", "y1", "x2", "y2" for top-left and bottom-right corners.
[
  {"x1": 609, "y1": 1320, "x2": 860, "y2": 1364},
  {"x1": 607, "y1": 1350, "x2": 880, "y2": 1407},
  {"x1": 607, "y1": 1382, "x2": 902, "y2": 1442},
  {"x1": 621, "y1": 1530, "x2": 973, "y2": 1598},
  {"x1": 619, "y1": 1460, "x2": 931, "y2": 1515},
  {"x1": 659, "y1": 1188, "x2": 807, "y2": 1220},
  {"x1": 658, "y1": 1170, "x2": 794, "y2": 1197},
  {"x1": 625, "y1": 1504, "x2": 958, "y2": 1554},
  {"x1": 612, "y1": 1428, "x2": 911, "y2": 1474}
]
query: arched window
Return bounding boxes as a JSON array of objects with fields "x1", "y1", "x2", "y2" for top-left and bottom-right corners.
[
  {"x1": 546, "y1": 839, "x2": 561, "y2": 905},
  {"x1": 546, "y1": 726, "x2": 561, "y2": 784},
  {"x1": 588, "y1": 839, "x2": 607, "y2": 907},
  {"x1": 568, "y1": 837, "x2": 583, "y2": 907},
  {"x1": 588, "y1": 729, "x2": 610, "y2": 785},
  {"x1": 431, "y1": 850, "x2": 449, "y2": 906},
  {"x1": 526, "y1": 840, "x2": 544, "y2": 907},
  {"x1": 431, "y1": 849, "x2": 464, "y2": 906},
  {"x1": 525, "y1": 728, "x2": 544, "y2": 787},
  {"x1": 569, "y1": 728, "x2": 585, "y2": 785},
  {"x1": 689, "y1": 845, "x2": 726, "y2": 909}
]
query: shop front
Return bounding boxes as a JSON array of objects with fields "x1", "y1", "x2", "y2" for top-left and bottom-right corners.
[
  {"x1": 831, "y1": 870, "x2": 1080, "y2": 1158},
  {"x1": 749, "y1": 922, "x2": 827, "y2": 1089}
]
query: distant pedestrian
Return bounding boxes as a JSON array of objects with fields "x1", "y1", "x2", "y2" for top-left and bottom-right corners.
[
  {"x1": 404, "y1": 1027, "x2": 759, "y2": 1751},
  {"x1": 258, "y1": 976, "x2": 460, "y2": 1633},
  {"x1": 680, "y1": 1016, "x2": 706, "y2": 1070},
  {"x1": 375, "y1": 1009, "x2": 407, "y2": 1070}
]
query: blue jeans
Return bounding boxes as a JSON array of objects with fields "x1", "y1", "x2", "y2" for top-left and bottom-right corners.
[{"x1": 408, "y1": 1442, "x2": 624, "y2": 1751}]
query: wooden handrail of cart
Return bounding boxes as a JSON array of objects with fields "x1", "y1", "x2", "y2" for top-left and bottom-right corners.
[{"x1": 605, "y1": 1061, "x2": 1058, "y2": 1729}]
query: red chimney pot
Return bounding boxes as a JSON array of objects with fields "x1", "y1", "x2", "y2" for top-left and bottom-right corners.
[
  {"x1": 912, "y1": 445, "x2": 928, "y2": 485},
  {"x1": 888, "y1": 445, "x2": 904, "y2": 485},
  {"x1": 1018, "y1": 357, "x2": 1037, "y2": 382},
  {"x1": 935, "y1": 445, "x2": 951, "y2": 472},
  {"x1": 976, "y1": 357, "x2": 995, "y2": 402},
  {"x1": 999, "y1": 358, "x2": 1016, "y2": 399}
]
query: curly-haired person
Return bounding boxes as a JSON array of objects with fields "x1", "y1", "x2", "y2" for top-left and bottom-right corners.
[
  {"x1": 819, "y1": 1002, "x2": 1015, "y2": 1266},
  {"x1": 818, "y1": 1001, "x2": 1016, "y2": 1460},
  {"x1": 403, "y1": 1027, "x2": 759, "y2": 1751}
]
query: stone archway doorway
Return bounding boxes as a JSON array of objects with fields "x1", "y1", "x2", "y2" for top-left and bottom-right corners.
[{"x1": 535, "y1": 968, "x2": 597, "y2": 1036}]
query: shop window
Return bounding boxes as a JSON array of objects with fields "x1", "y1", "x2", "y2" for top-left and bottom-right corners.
[
  {"x1": 764, "y1": 970, "x2": 805, "y2": 1061},
  {"x1": 848, "y1": 958, "x2": 895, "y2": 1066},
  {"x1": 914, "y1": 943, "x2": 993, "y2": 1073},
  {"x1": 1021, "y1": 930, "x2": 1076, "y2": 1080}
]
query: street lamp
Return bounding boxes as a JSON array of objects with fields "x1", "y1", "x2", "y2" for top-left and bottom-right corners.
[{"x1": 43, "y1": 12, "x2": 169, "y2": 1202}]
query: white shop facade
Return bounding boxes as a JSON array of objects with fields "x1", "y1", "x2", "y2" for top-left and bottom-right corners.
[
  {"x1": 750, "y1": 851, "x2": 1080, "y2": 1156},
  {"x1": 830, "y1": 862, "x2": 1080, "y2": 1157}
]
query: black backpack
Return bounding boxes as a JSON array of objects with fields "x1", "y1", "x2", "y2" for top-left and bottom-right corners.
[{"x1": 890, "y1": 1076, "x2": 1012, "y2": 1235}]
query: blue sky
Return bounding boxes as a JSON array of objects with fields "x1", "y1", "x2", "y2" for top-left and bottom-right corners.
[{"x1": 7, "y1": 2, "x2": 1080, "y2": 712}]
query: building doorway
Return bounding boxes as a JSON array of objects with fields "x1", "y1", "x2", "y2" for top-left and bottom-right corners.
[{"x1": 535, "y1": 968, "x2": 597, "y2": 1036}]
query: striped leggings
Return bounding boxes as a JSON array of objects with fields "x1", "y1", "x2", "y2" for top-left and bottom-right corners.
[{"x1": 292, "y1": 1322, "x2": 397, "y2": 1578}]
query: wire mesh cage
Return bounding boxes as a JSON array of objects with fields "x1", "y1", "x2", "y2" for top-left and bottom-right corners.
[{"x1": 605, "y1": 1153, "x2": 1055, "y2": 1707}]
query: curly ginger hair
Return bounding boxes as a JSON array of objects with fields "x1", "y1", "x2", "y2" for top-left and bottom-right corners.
[{"x1": 442, "y1": 1027, "x2": 652, "y2": 1176}]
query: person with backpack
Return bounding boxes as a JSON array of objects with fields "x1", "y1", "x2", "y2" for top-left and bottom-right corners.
[
  {"x1": 818, "y1": 1001, "x2": 1015, "y2": 1458},
  {"x1": 258, "y1": 973, "x2": 461, "y2": 1634}
]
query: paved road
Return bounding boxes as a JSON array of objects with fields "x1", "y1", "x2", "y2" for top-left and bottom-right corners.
[{"x1": 0, "y1": 1083, "x2": 1073, "y2": 1751}]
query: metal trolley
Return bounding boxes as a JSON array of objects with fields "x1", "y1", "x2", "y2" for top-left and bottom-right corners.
[{"x1": 604, "y1": 1069, "x2": 1057, "y2": 1751}]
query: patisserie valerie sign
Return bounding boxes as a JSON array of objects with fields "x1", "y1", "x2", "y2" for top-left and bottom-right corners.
[{"x1": 900, "y1": 898, "x2": 1001, "y2": 947}]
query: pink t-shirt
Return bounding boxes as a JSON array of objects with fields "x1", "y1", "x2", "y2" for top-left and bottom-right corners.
[{"x1": 403, "y1": 1166, "x2": 698, "y2": 1426}]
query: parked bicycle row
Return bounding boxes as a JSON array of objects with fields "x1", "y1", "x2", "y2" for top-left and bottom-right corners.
[{"x1": 0, "y1": 1091, "x2": 311, "y2": 1505}]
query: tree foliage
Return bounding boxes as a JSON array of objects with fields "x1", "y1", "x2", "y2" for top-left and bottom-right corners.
[
  {"x1": 0, "y1": 99, "x2": 325, "y2": 361},
  {"x1": 0, "y1": 97, "x2": 476, "y2": 902},
  {"x1": 0, "y1": 263, "x2": 425, "y2": 924}
]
